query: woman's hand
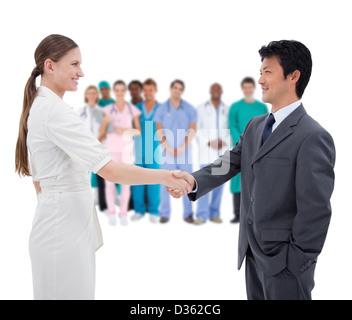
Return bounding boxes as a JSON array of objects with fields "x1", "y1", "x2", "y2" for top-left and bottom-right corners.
[
  {"x1": 124, "y1": 128, "x2": 141, "y2": 137},
  {"x1": 164, "y1": 170, "x2": 193, "y2": 196},
  {"x1": 166, "y1": 170, "x2": 195, "y2": 198},
  {"x1": 114, "y1": 127, "x2": 126, "y2": 134}
]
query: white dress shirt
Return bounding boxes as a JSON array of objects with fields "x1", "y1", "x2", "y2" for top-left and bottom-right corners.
[{"x1": 271, "y1": 100, "x2": 301, "y2": 132}]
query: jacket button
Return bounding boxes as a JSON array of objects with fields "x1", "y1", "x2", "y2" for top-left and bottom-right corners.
[
  {"x1": 247, "y1": 218, "x2": 253, "y2": 225},
  {"x1": 250, "y1": 196, "x2": 254, "y2": 202},
  {"x1": 300, "y1": 267, "x2": 305, "y2": 272}
]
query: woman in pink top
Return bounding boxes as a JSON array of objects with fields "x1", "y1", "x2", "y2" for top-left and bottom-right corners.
[{"x1": 102, "y1": 80, "x2": 141, "y2": 226}]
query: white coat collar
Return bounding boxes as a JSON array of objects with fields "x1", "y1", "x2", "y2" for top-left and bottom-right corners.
[{"x1": 37, "y1": 86, "x2": 63, "y2": 101}]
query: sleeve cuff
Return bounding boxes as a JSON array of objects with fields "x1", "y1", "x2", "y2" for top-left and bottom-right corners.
[
  {"x1": 191, "y1": 178, "x2": 198, "y2": 193},
  {"x1": 91, "y1": 155, "x2": 112, "y2": 174}
]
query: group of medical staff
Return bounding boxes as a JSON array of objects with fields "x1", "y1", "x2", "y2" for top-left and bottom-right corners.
[{"x1": 76, "y1": 77, "x2": 268, "y2": 226}]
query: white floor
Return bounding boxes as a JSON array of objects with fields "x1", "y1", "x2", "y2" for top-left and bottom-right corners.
[
  {"x1": 95, "y1": 186, "x2": 246, "y2": 300},
  {"x1": 1, "y1": 174, "x2": 351, "y2": 300}
]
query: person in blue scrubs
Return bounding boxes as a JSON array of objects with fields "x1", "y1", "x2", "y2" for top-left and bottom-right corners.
[
  {"x1": 154, "y1": 80, "x2": 197, "y2": 223},
  {"x1": 128, "y1": 80, "x2": 143, "y2": 106},
  {"x1": 131, "y1": 78, "x2": 162, "y2": 223}
]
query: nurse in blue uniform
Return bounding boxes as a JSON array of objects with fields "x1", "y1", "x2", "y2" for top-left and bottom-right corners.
[
  {"x1": 131, "y1": 78, "x2": 162, "y2": 223},
  {"x1": 154, "y1": 80, "x2": 197, "y2": 224}
]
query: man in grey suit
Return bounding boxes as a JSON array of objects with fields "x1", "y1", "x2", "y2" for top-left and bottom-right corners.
[{"x1": 168, "y1": 40, "x2": 336, "y2": 300}]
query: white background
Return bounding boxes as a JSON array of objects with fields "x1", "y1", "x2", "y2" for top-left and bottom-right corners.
[{"x1": 0, "y1": 0, "x2": 351, "y2": 300}]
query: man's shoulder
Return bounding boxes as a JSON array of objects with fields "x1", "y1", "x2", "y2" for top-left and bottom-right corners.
[
  {"x1": 134, "y1": 101, "x2": 143, "y2": 111},
  {"x1": 158, "y1": 101, "x2": 168, "y2": 108},
  {"x1": 182, "y1": 99, "x2": 195, "y2": 109},
  {"x1": 250, "y1": 113, "x2": 268, "y2": 124},
  {"x1": 230, "y1": 99, "x2": 244, "y2": 108},
  {"x1": 299, "y1": 112, "x2": 331, "y2": 137}
]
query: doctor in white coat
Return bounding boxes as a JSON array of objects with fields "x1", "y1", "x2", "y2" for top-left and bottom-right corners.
[
  {"x1": 194, "y1": 83, "x2": 230, "y2": 224},
  {"x1": 15, "y1": 34, "x2": 192, "y2": 300}
]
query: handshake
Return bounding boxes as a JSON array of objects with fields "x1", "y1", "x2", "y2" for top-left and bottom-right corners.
[{"x1": 165, "y1": 170, "x2": 195, "y2": 198}]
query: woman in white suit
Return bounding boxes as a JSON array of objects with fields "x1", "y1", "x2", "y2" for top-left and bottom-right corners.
[{"x1": 15, "y1": 34, "x2": 191, "y2": 300}]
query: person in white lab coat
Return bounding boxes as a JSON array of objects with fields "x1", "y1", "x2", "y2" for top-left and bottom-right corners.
[
  {"x1": 194, "y1": 83, "x2": 230, "y2": 224},
  {"x1": 14, "y1": 34, "x2": 191, "y2": 300},
  {"x1": 76, "y1": 85, "x2": 110, "y2": 213}
]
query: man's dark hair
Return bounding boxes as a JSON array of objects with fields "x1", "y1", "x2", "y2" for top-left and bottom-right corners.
[
  {"x1": 128, "y1": 80, "x2": 143, "y2": 90},
  {"x1": 170, "y1": 79, "x2": 185, "y2": 90},
  {"x1": 113, "y1": 80, "x2": 126, "y2": 89},
  {"x1": 241, "y1": 77, "x2": 256, "y2": 87},
  {"x1": 258, "y1": 40, "x2": 312, "y2": 99}
]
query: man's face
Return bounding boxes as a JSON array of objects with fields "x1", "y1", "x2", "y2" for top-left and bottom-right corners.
[
  {"x1": 100, "y1": 87, "x2": 111, "y2": 100},
  {"x1": 258, "y1": 56, "x2": 290, "y2": 105},
  {"x1": 210, "y1": 83, "x2": 222, "y2": 100},
  {"x1": 129, "y1": 83, "x2": 142, "y2": 100},
  {"x1": 143, "y1": 84, "x2": 157, "y2": 101},
  {"x1": 170, "y1": 83, "x2": 184, "y2": 99},
  {"x1": 241, "y1": 83, "x2": 255, "y2": 99}
]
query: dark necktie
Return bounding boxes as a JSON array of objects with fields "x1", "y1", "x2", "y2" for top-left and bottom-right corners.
[{"x1": 262, "y1": 113, "x2": 276, "y2": 144}]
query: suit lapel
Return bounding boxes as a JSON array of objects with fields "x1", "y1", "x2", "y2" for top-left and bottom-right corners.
[{"x1": 252, "y1": 105, "x2": 307, "y2": 166}]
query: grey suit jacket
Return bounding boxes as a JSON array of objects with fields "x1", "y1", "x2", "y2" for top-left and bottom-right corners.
[{"x1": 188, "y1": 105, "x2": 335, "y2": 276}]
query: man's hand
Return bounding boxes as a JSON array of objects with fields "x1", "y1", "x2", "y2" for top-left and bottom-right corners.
[
  {"x1": 164, "y1": 170, "x2": 193, "y2": 196},
  {"x1": 166, "y1": 170, "x2": 195, "y2": 198}
]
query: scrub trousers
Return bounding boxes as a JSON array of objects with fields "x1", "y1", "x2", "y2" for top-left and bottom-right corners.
[
  {"x1": 196, "y1": 165, "x2": 224, "y2": 221},
  {"x1": 105, "y1": 152, "x2": 132, "y2": 217},
  {"x1": 131, "y1": 161, "x2": 161, "y2": 216},
  {"x1": 159, "y1": 163, "x2": 193, "y2": 220}
]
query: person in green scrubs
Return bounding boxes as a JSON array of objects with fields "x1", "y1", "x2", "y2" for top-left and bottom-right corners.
[
  {"x1": 98, "y1": 80, "x2": 115, "y2": 107},
  {"x1": 98, "y1": 80, "x2": 120, "y2": 200},
  {"x1": 229, "y1": 77, "x2": 268, "y2": 223}
]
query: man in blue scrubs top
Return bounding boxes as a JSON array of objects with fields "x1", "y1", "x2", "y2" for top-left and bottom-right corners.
[
  {"x1": 154, "y1": 80, "x2": 197, "y2": 223},
  {"x1": 131, "y1": 78, "x2": 162, "y2": 223}
]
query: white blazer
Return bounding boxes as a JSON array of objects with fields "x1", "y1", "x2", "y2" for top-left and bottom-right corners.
[{"x1": 196, "y1": 100, "x2": 230, "y2": 164}]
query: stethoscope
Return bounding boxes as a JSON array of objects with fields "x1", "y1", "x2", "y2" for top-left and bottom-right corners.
[
  {"x1": 109, "y1": 104, "x2": 118, "y2": 115},
  {"x1": 167, "y1": 99, "x2": 184, "y2": 116},
  {"x1": 205, "y1": 101, "x2": 225, "y2": 115},
  {"x1": 80, "y1": 106, "x2": 92, "y2": 119}
]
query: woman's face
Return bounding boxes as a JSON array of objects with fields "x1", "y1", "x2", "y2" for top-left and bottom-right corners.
[
  {"x1": 113, "y1": 84, "x2": 126, "y2": 100},
  {"x1": 86, "y1": 88, "x2": 98, "y2": 106},
  {"x1": 52, "y1": 47, "x2": 84, "y2": 93}
]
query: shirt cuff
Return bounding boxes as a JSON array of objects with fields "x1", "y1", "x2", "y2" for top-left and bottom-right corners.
[
  {"x1": 91, "y1": 155, "x2": 112, "y2": 174},
  {"x1": 191, "y1": 178, "x2": 198, "y2": 193}
]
